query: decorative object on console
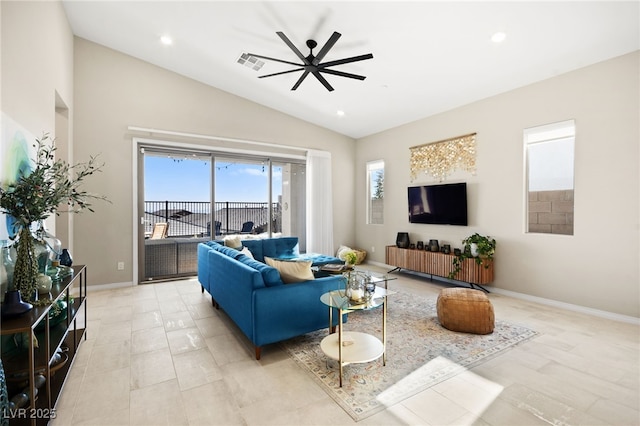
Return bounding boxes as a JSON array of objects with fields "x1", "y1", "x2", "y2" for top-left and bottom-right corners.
[
  {"x1": 59, "y1": 248, "x2": 73, "y2": 267},
  {"x1": 395, "y1": 232, "x2": 410, "y2": 248},
  {"x1": 0, "y1": 242, "x2": 15, "y2": 304},
  {"x1": 428, "y1": 239, "x2": 440, "y2": 252},
  {"x1": 36, "y1": 274, "x2": 52, "y2": 294},
  {"x1": 409, "y1": 133, "x2": 476, "y2": 182},
  {"x1": 1, "y1": 290, "x2": 32, "y2": 318},
  {"x1": 416, "y1": 241, "x2": 424, "y2": 250},
  {"x1": 449, "y1": 233, "x2": 496, "y2": 280},
  {"x1": 443, "y1": 244, "x2": 451, "y2": 254},
  {"x1": 409, "y1": 244, "x2": 415, "y2": 249}
]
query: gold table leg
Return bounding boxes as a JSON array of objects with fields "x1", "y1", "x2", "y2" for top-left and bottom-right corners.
[{"x1": 338, "y1": 307, "x2": 343, "y2": 387}]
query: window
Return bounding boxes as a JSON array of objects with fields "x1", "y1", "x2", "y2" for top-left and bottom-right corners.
[
  {"x1": 524, "y1": 120, "x2": 575, "y2": 235},
  {"x1": 366, "y1": 160, "x2": 384, "y2": 224}
]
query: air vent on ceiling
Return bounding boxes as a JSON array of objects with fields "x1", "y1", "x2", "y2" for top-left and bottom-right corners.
[{"x1": 237, "y1": 53, "x2": 264, "y2": 71}]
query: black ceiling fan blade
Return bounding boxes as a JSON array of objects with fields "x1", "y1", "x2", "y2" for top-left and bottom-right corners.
[
  {"x1": 291, "y1": 70, "x2": 311, "y2": 90},
  {"x1": 312, "y1": 71, "x2": 335, "y2": 92},
  {"x1": 319, "y1": 53, "x2": 374, "y2": 68},
  {"x1": 277, "y1": 31, "x2": 311, "y2": 65},
  {"x1": 312, "y1": 31, "x2": 341, "y2": 66},
  {"x1": 258, "y1": 68, "x2": 304, "y2": 79},
  {"x1": 319, "y1": 68, "x2": 367, "y2": 80},
  {"x1": 245, "y1": 53, "x2": 301, "y2": 67}
]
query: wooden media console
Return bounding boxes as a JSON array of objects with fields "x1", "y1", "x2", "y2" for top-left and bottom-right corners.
[{"x1": 385, "y1": 245, "x2": 493, "y2": 291}]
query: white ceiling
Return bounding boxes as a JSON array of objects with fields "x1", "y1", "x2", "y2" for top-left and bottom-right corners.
[{"x1": 62, "y1": 1, "x2": 639, "y2": 139}]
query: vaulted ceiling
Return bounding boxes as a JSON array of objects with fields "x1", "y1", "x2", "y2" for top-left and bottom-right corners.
[{"x1": 62, "y1": 1, "x2": 639, "y2": 138}]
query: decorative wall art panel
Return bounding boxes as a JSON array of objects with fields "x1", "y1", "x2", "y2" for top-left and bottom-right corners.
[
  {"x1": 410, "y1": 133, "x2": 476, "y2": 182},
  {"x1": 1, "y1": 113, "x2": 36, "y2": 239}
]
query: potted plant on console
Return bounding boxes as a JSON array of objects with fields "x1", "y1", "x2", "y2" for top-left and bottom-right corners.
[
  {"x1": 448, "y1": 233, "x2": 496, "y2": 279},
  {"x1": 0, "y1": 133, "x2": 107, "y2": 316}
]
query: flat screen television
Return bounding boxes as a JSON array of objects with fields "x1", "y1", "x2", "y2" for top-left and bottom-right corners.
[{"x1": 407, "y1": 182, "x2": 468, "y2": 226}]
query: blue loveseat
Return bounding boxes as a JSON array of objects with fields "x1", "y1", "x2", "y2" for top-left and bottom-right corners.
[{"x1": 197, "y1": 237, "x2": 345, "y2": 359}]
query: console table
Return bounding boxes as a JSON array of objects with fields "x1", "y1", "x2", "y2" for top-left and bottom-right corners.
[
  {"x1": 1, "y1": 265, "x2": 87, "y2": 425},
  {"x1": 385, "y1": 245, "x2": 493, "y2": 291}
]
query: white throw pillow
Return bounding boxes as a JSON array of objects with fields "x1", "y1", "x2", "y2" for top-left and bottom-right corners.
[
  {"x1": 240, "y1": 246, "x2": 254, "y2": 259},
  {"x1": 336, "y1": 245, "x2": 352, "y2": 261},
  {"x1": 264, "y1": 257, "x2": 314, "y2": 284}
]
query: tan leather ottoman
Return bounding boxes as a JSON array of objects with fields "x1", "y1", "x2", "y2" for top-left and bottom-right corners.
[{"x1": 436, "y1": 287, "x2": 495, "y2": 334}]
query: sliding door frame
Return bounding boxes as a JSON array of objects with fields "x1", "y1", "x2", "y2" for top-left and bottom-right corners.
[{"x1": 132, "y1": 136, "x2": 306, "y2": 285}]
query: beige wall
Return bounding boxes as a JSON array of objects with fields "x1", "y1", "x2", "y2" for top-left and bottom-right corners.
[
  {"x1": 356, "y1": 51, "x2": 640, "y2": 317},
  {"x1": 73, "y1": 38, "x2": 355, "y2": 286},
  {"x1": 1, "y1": 1, "x2": 74, "y2": 242}
]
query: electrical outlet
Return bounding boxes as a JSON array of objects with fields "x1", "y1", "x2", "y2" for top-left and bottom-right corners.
[
  {"x1": 117, "y1": 261, "x2": 125, "y2": 270},
  {"x1": 371, "y1": 246, "x2": 375, "y2": 253}
]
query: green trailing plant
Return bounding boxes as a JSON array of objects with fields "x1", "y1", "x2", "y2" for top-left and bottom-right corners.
[
  {"x1": 448, "y1": 233, "x2": 496, "y2": 280},
  {"x1": 0, "y1": 133, "x2": 108, "y2": 304}
]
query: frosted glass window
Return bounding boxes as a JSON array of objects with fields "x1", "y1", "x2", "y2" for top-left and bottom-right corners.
[
  {"x1": 367, "y1": 160, "x2": 384, "y2": 225},
  {"x1": 524, "y1": 120, "x2": 575, "y2": 235}
]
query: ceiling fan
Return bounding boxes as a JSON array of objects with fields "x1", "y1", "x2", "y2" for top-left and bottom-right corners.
[{"x1": 245, "y1": 31, "x2": 373, "y2": 92}]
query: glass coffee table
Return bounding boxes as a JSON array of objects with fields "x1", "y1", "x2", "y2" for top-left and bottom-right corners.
[{"x1": 319, "y1": 272, "x2": 395, "y2": 387}]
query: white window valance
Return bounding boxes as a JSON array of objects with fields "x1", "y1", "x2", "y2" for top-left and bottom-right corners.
[{"x1": 410, "y1": 133, "x2": 477, "y2": 182}]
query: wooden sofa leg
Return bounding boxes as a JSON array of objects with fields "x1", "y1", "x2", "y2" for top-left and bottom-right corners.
[
  {"x1": 201, "y1": 285, "x2": 204, "y2": 293},
  {"x1": 211, "y1": 298, "x2": 219, "y2": 309},
  {"x1": 255, "y1": 347, "x2": 262, "y2": 360}
]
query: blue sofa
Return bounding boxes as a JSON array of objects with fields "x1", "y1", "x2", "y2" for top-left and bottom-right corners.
[{"x1": 197, "y1": 237, "x2": 345, "y2": 359}]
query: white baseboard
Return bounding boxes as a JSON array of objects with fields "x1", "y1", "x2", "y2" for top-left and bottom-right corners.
[
  {"x1": 87, "y1": 281, "x2": 134, "y2": 292},
  {"x1": 367, "y1": 261, "x2": 639, "y2": 325},
  {"x1": 485, "y1": 286, "x2": 640, "y2": 325}
]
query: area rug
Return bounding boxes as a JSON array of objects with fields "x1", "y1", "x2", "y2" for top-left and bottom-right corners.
[{"x1": 280, "y1": 290, "x2": 538, "y2": 421}]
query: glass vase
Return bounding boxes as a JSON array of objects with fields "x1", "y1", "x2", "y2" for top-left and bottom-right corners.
[
  {"x1": 0, "y1": 241, "x2": 14, "y2": 303},
  {"x1": 346, "y1": 272, "x2": 365, "y2": 302}
]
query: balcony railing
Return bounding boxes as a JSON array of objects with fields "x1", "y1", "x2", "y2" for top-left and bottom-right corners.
[{"x1": 144, "y1": 200, "x2": 282, "y2": 237}]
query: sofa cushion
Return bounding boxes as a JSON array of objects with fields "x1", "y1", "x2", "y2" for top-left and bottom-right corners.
[
  {"x1": 262, "y1": 237, "x2": 299, "y2": 260},
  {"x1": 211, "y1": 242, "x2": 242, "y2": 259},
  {"x1": 265, "y1": 257, "x2": 315, "y2": 284},
  {"x1": 241, "y1": 239, "x2": 264, "y2": 262},
  {"x1": 296, "y1": 252, "x2": 344, "y2": 267},
  {"x1": 236, "y1": 255, "x2": 284, "y2": 287}
]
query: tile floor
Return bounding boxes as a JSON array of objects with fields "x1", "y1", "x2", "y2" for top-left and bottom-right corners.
[{"x1": 52, "y1": 265, "x2": 639, "y2": 425}]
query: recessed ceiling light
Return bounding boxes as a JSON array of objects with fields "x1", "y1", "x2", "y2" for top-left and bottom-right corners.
[
  {"x1": 160, "y1": 35, "x2": 173, "y2": 46},
  {"x1": 491, "y1": 32, "x2": 506, "y2": 43},
  {"x1": 337, "y1": 110, "x2": 345, "y2": 117}
]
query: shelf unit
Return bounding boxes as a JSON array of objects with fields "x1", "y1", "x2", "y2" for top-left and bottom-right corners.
[
  {"x1": 385, "y1": 246, "x2": 493, "y2": 290},
  {"x1": 1, "y1": 265, "x2": 87, "y2": 425}
]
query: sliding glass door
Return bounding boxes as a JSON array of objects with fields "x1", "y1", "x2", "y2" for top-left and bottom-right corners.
[
  {"x1": 139, "y1": 147, "x2": 213, "y2": 282},
  {"x1": 137, "y1": 143, "x2": 307, "y2": 282}
]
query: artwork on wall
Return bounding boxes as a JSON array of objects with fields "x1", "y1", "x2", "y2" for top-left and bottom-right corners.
[
  {"x1": 1, "y1": 113, "x2": 36, "y2": 240},
  {"x1": 409, "y1": 133, "x2": 476, "y2": 182}
]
